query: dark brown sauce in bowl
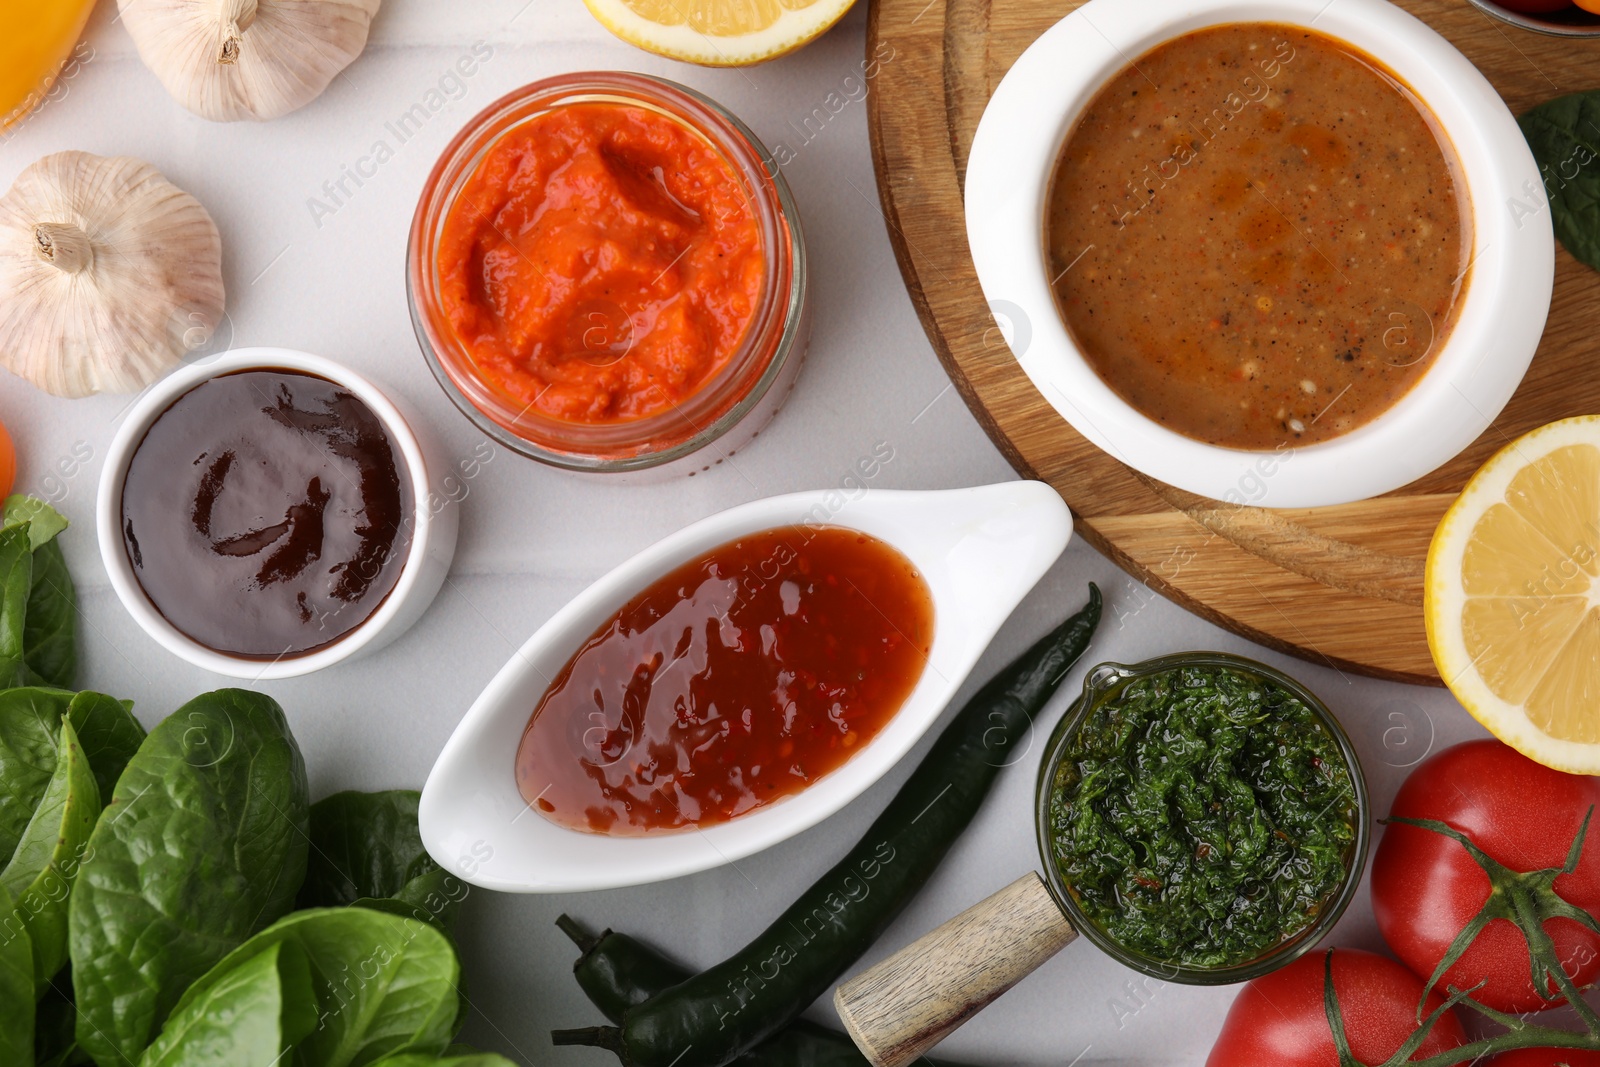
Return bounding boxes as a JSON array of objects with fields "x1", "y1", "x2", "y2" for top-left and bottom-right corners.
[
  {"x1": 1046, "y1": 24, "x2": 1470, "y2": 449},
  {"x1": 120, "y1": 370, "x2": 414, "y2": 659}
]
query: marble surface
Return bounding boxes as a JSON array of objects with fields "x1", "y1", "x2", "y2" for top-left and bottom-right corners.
[{"x1": 0, "y1": 2, "x2": 1491, "y2": 1062}]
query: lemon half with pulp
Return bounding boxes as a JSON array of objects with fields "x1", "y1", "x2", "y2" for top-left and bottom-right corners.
[
  {"x1": 1427, "y1": 416, "x2": 1600, "y2": 772},
  {"x1": 583, "y1": 0, "x2": 858, "y2": 66}
]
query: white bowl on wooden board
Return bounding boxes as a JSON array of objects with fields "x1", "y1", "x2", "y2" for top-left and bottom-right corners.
[
  {"x1": 418, "y1": 481, "x2": 1072, "y2": 893},
  {"x1": 965, "y1": 0, "x2": 1553, "y2": 508}
]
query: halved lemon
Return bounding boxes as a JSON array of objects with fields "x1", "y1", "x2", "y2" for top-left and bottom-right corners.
[
  {"x1": 1426, "y1": 416, "x2": 1600, "y2": 772},
  {"x1": 583, "y1": 0, "x2": 858, "y2": 66}
]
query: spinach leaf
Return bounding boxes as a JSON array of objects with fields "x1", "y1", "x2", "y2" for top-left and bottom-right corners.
[
  {"x1": 64, "y1": 692, "x2": 143, "y2": 804},
  {"x1": 165, "y1": 907, "x2": 459, "y2": 1067},
  {"x1": 1519, "y1": 91, "x2": 1600, "y2": 271},
  {"x1": 70, "y1": 689, "x2": 309, "y2": 1067},
  {"x1": 299, "y1": 791, "x2": 433, "y2": 904},
  {"x1": 2, "y1": 497, "x2": 69, "y2": 550},
  {"x1": 0, "y1": 525, "x2": 35, "y2": 687},
  {"x1": 0, "y1": 498, "x2": 76, "y2": 690},
  {"x1": 371, "y1": 1053, "x2": 520, "y2": 1066},
  {"x1": 23, "y1": 541, "x2": 76, "y2": 690},
  {"x1": 298, "y1": 791, "x2": 463, "y2": 933},
  {"x1": 0, "y1": 688, "x2": 76, "y2": 866},
  {"x1": 138, "y1": 940, "x2": 316, "y2": 1067},
  {"x1": 0, "y1": 882, "x2": 35, "y2": 1066},
  {"x1": 35, "y1": 975, "x2": 79, "y2": 1067},
  {"x1": 2, "y1": 717, "x2": 98, "y2": 995}
]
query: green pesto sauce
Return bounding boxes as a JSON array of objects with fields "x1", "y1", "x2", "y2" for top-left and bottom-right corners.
[{"x1": 1046, "y1": 664, "x2": 1358, "y2": 969}]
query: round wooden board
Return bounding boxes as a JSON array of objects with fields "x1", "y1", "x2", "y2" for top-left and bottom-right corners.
[{"x1": 864, "y1": 0, "x2": 1600, "y2": 685}]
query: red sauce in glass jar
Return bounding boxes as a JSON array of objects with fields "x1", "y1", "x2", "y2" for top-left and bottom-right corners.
[
  {"x1": 514, "y1": 526, "x2": 935, "y2": 835},
  {"x1": 435, "y1": 100, "x2": 765, "y2": 425}
]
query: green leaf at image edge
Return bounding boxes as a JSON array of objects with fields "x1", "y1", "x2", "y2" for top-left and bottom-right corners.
[
  {"x1": 163, "y1": 907, "x2": 460, "y2": 1067},
  {"x1": 23, "y1": 541, "x2": 76, "y2": 691},
  {"x1": 371, "y1": 1053, "x2": 520, "y2": 1066},
  {"x1": 1, "y1": 498, "x2": 69, "y2": 552},
  {"x1": 0, "y1": 688, "x2": 75, "y2": 868},
  {"x1": 70, "y1": 689, "x2": 309, "y2": 1067},
  {"x1": 138, "y1": 940, "x2": 316, "y2": 1067},
  {"x1": 2, "y1": 716, "x2": 99, "y2": 996},
  {"x1": 0, "y1": 881, "x2": 36, "y2": 1066},
  {"x1": 1519, "y1": 90, "x2": 1600, "y2": 272},
  {"x1": 0, "y1": 525, "x2": 36, "y2": 688}
]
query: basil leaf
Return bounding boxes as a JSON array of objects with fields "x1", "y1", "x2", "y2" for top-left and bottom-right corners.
[
  {"x1": 2, "y1": 717, "x2": 98, "y2": 995},
  {"x1": 299, "y1": 790, "x2": 435, "y2": 906},
  {"x1": 1519, "y1": 91, "x2": 1600, "y2": 271},
  {"x1": 165, "y1": 908, "x2": 459, "y2": 1067},
  {"x1": 64, "y1": 692, "x2": 143, "y2": 804},
  {"x1": 138, "y1": 940, "x2": 316, "y2": 1067},
  {"x1": 0, "y1": 689, "x2": 77, "y2": 867},
  {"x1": 0, "y1": 525, "x2": 35, "y2": 687},
  {"x1": 1, "y1": 498, "x2": 69, "y2": 552},
  {"x1": 0, "y1": 882, "x2": 35, "y2": 1066},
  {"x1": 22, "y1": 542, "x2": 76, "y2": 690},
  {"x1": 70, "y1": 690, "x2": 309, "y2": 1067}
]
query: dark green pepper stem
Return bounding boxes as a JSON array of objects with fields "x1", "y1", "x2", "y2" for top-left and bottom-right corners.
[
  {"x1": 580, "y1": 585, "x2": 1101, "y2": 1067},
  {"x1": 554, "y1": 915, "x2": 985, "y2": 1067}
]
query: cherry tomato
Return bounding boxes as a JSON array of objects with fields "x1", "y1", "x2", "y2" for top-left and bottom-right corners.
[
  {"x1": 1488, "y1": 1052, "x2": 1600, "y2": 1066},
  {"x1": 1491, "y1": 0, "x2": 1575, "y2": 11},
  {"x1": 0, "y1": 419, "x2": 14, "y2": 499},
  {"x1": 1575, "y1": 0, "x2": 1600, "y2": 14},
  {"x1": 1371, "y1": 741, "x2": 1600, "y2": 1012},
  {"x1": 1207, "y1": 949, "x2": 1466, "y2": 1066}
]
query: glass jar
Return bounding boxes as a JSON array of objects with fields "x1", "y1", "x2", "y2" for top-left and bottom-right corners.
[
  {"x1": 1035, "y1": 651, "x2": 1371, "y2": 984},
  {"x1": 407, "y1": 71, "x2": 808, "y2": 474}
]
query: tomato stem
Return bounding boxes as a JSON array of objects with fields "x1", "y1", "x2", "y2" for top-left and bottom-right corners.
[{"x1": 1322, "y1": 808, "x2": 1600, "y2": 1066}]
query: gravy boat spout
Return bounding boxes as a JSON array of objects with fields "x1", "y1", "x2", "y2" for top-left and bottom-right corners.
[{"x1": 419, "y1": 481, "x2": 1073, "y2": 893}]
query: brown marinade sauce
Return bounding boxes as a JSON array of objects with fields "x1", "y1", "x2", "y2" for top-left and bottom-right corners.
[
  {"x1": 121, "y1": 369, "x2": 413, "y2": 658},
  {"x1": 1046, "y1": 24, "x2": 1469, "y2": 449}
]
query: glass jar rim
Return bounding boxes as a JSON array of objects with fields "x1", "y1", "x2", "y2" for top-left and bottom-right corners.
[
  {"x1": 1034, "y1": 650, "x2": 1372, "y2": 985},
  {"x1": 406, "y1": 71, "x2": 806, "y2": 471}
]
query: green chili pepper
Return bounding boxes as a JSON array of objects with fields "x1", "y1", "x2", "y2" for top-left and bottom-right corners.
[
  {"x1": 553, "y1": 585, "x2": 1102, "y2": 1067},
  {"x1": 554, "y1": 916, "x2": 978, "y2": 1067}
]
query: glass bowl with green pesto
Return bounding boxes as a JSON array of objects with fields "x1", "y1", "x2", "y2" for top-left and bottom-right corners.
[{"x1": 1036, "y1": 652, "x2": 1369, "y2": 984}]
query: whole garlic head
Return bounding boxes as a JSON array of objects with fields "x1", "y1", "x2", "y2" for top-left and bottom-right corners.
[
  {"x1": 0, "y1": 152, "x2": 226, "y2": 398},
  {"x1": 118, "y1": 0, "x2": 383, "y2": 122}
]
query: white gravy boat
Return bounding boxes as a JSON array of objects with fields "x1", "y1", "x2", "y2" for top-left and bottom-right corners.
[{"x1": 419, "y1": 481, "x2": 1072, "y2": 893}]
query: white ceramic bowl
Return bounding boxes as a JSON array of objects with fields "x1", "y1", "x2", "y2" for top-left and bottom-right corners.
[
  {"x1": 97, "y1": 347, "x2": 459, "y2": 679},
  {"x1": 966, "y1": 0, "x2": 1554, "y2": 508},
  {"x1": 419, "y1": 481, "x2": 1072, "y2": 893}
]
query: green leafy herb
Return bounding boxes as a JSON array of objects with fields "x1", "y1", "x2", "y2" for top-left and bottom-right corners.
[
  {"x1": 0, "y1": 497, "x2": 77, "y2": 690},
  {"x1": 0, "y1": 881, "x2": 35, "y2": 1064},
  {"x1": 1047, "y1": 663, "x2": 1358, "y2": 968},
  {"x1": 298, "y1": 790, "x2": 463, "y2": 933},
  {"x1": 63, "y1": 691, "x2": 143, "y2": 803},
  {"x1": 372, "y1": 1053, "x2": 521, "y2": 1066},
  {"x1": 70, "y1": 689, "x2": 309, "y2": 1067},
  {"x1": 2, "y1": 716, "x2": 98, "y2": 995},
  {"x1": 34, "y1": 975, "x2": 79, "y2": 1067},
  {"x1": 164, "y1": 907, "x2": 460, "y2": 1067},
  {"x1": 1519, "y1": 91, "x2": 1600, "y2": 272},
  {"x1": 139, "y1": 940, "x2": 317, "y2": 1067},
  {"x1": 0, "y1": 688, "x2": 73, "y2": 866}
]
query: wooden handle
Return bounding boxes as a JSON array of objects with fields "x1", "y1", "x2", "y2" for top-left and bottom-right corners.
[{"x1": 833, "y1": 873, "x2": 1077, "y2": 1067}]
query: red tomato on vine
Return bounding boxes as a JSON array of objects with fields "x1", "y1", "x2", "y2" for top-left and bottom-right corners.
[
  {"x1": 1487, "y1": 1052, "x2": 1600, "y2": 1066},
  {"x1": 1371, "y1": 741, "x2": 1600, "y2": 1012},
  {"x1": 1207, "y1": 949, "x2": 1466, "y2": 1066}
]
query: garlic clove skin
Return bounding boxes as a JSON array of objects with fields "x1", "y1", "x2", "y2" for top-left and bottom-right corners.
[
  {"x1": 118, "y1": 0, "x2": 383, "y2": 122},
  {"x1": 0, "y1": 151, "x2": 225, "y2": 398}
]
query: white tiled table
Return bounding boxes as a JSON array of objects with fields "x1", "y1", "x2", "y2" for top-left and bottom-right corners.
[{"x1": 0, "y1": 3, "x2": 1489, "y2": 1062}]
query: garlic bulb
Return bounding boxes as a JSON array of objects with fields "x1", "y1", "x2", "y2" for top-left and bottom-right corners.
[
  {"x1": 118, "y1": 0, "x2": 383, "y2": 122},
  {"x1": 0, "y1": 152, "x2": 225, "y2": 398}
]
